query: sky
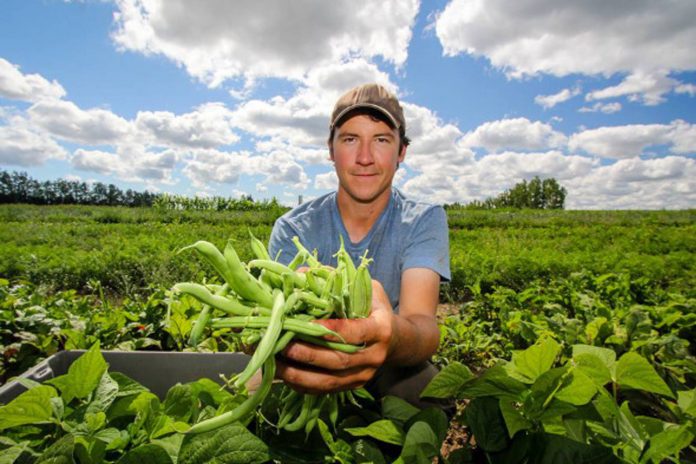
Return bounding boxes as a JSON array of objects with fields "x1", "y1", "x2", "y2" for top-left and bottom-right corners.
[{"x1": 1, "y1": 0, "x2": 695, "y2": 209}]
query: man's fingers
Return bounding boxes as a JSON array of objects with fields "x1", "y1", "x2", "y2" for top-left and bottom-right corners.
[{"x1": 276, "y1": 357, "x2": 371, "y2": 394}]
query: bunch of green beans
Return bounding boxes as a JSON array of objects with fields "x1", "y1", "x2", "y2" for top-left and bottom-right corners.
[{"x1": 175, "y1": 232, "x2": 373, "y2": 435}]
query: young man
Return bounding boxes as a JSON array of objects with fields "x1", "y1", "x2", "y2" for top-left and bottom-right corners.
[{"x1": 268, "y1": 83, "x2": 450, "y2": 408}]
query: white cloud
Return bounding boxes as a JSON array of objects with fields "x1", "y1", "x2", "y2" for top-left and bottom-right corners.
[
  {"x1": 0, "y1": 114, "x2": 68, "y2": 166},
  {"x1": 568, "y1": 121, "x2": 696, "y2": 158},
  {"x1": 314, "y1": 171, "x2": 337, "y2": 190},
  {"x1": 579, "y1": 102, "x2": 622, "y2": 114},
  {"x1": 28, "y1": 99, "x2": 131, "y2": 145},
  {"x1": 0, "y1": 58, "x2": 66, "y2": 102},
  {"x1": 111, "y1": 0, "x2": 419, "y2": 86},
  {"x1": 585, "y1": 71, "x2": 683, "y2": 106},
  {"x1": 565, "y1": 156, "x2": 696, "y2": 209},
  {"x1": 135, "y1": 102, "x2": 239, "y2": 148},
  {"x1": 535, "y1": 87, "x2": 581, "y2": 109},
  {"x1": 434, "y1": 0, "x2": 696, "y2": 80},
  {"x1": 460, "y1": 117, "x2": 567, "y2": 152},
  {"x1": 72, "y1": 145, "x2": 179, "y2": 183}
]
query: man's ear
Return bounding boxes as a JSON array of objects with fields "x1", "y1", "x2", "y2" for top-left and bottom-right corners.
[
  {"x1": 398, "y1": 144, "x2": 407, "y2": 163},
  {"x1": 328, "y1": 141, "x2": 335, "y2": 161}
]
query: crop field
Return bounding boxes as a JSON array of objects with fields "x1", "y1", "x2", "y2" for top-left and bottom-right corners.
[{"x1": 0, "y1": 204, "x2": 694, "y2": 463}]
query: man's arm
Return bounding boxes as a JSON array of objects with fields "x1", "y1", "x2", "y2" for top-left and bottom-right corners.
[{"x1": 276, "y1": 267, "x2": 441, "y2": 394}]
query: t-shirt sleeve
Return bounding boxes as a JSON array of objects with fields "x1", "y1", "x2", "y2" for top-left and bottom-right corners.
[
  {"x1": 402, "y1": 206, "x2": 451, "y2": 281},
  {"x1": 268, "y1": 217, "x2": 298, "y2": 266}
]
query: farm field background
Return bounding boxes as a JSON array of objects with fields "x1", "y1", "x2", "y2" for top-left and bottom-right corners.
[{"x1": 1, "y1": 203, "x2": 695, "y2": 462}]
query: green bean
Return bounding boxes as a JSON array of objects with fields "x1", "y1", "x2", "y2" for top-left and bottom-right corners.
[
  {"x1": 173, "y1": 282, "x2": 271, "y2": 317},
  {"x1": 211, "y1": 316, "x2": 343, "y2": 340},
  {"x1": 293, "y1": 333, "x2": 363, "y2": 353},
  {"x1": 223, "y1": 239, "x2": 274, "y2": 308},
  {"x1": 186, "y1": 356, "x2": 276, "y2": 434},
  {"x1": 248, "y1": 259, "x2": 307, "y2": 288},
  {"x1": 283, "y1": 394, "x2": 316, "y2": 432},
  {"x1": 234, "y1": 290, "x2": 286, "y2": 388},
  {"x1": 178, "y1": 241, "x2": 237, "y2": 288},
  {"x1": 248, "y1": 229, "x2": 271, "y2": 260}
]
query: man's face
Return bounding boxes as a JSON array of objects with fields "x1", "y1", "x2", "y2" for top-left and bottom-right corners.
[{"x1": 330, "y1": 114, "x2": 406, "y2": 205}]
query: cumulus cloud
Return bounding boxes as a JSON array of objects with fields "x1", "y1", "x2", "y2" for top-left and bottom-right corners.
[
  {"x1": 28, "y1": 99, "x2": 131, "y2": 145},
  {"x1": 135, "y1": 103, "x2": 239, "y2": 148},
  {"x1": 72, "y1": 145, "x2": 179, "y2": 183},
  {"x1": 0, "y1": 113, "x2": 68, "y2": 166},
  {"x1": 460, "y1": 117, "x2": 567, "y2": 152},
  {"x1": 585, "y1": 71, "x2": 685, "y2": 106},
  {"x1": 568, "y1": 121, "x2": 696, "y2": 158},
  {"x1": 111, "y1": 0, "x2": 419, "y2": 86},
  {"x1": 579, "y1": 102, "x2": 622, "y2": 114},
  {"x1": 434, "y1": 1, "x2": 696, "y2": 83},
  {"x1": 0, "y1": 58, "x2": 66, "y2": 102},
  {"x1": 535, "y1": 87, "x2": 581, "y2": 109}
]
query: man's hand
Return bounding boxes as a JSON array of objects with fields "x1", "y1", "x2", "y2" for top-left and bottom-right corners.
[{"x1": 276, "y1": 280, "x2": 396, "y2": 394}]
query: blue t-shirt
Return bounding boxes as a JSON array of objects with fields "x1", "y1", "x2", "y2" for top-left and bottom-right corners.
[{"x1": 268, "y1": 189, "x2": 450, "y2": 313}]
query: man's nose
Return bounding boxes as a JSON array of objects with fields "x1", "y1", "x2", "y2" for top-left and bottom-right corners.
[{"x1": 356, "y1": 141, "x2": 373, "y2": 165}]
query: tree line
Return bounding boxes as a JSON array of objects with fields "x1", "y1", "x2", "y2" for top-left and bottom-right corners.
[{"x1": 446, "y1": 176, "x2": 567, "y2": 210}]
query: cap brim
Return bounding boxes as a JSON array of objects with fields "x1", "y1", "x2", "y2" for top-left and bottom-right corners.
[{"x1": 331, "y1": 103, "x2": 400, "y2": 130}]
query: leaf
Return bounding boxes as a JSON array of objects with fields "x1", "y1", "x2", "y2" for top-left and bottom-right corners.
[
  {"x1": 640, "y1": 424, "x2": 695, "y2": 464},
  {"x1": 116, "y1": 444, "x2": 173, "y2": 464},
  {"x1": 86, "y1": 372, "x2": 120, "y2": 415},
  {"x1": 538, "y1": 432, "x2": 618, "y2": 464},
  {"x1": 0, "y1": 441, "x2": 29, "y2": 464},
  {"x1": 574, "y1": 353, "x2": 612, "y2": 388},
  {"x1": 406, "y1": 408, "x2": 449, "y2": 446},
  {"x1": 464, "y1": 397, "x2": 508, "y2": 453},
  {"x1": 677, "y1": 388, "x2": 696, "y2": 417},
  {"x1": 110, "y1": 372, "x2": 150, "y2": 398},
  {"x1": 499, "y1": 399, "x2": 533, "y2": 438},
  {"x1": 420, "y1": 361, "x2": 474, "y2": 399},
  {"x1": 48, "y1": 342, "x2": 107, "y2": 403},
  {"x1": 344, "y1": 419, "x2": 405, "y2": 445},
  {"x1": 507, "y1": 338, "x2": 561, "y2": 384},
  {"x1": 352, "y1": 439, "x2": 386, "y2": 464},
  {"x1": 179, "y1": 422, "x2": 269, "y2": 464},
  {"x1": 0, "y1": 385, "x2": 57, "y2": 430},
  {"x1": 164, "y1": 384, "x2": 194, "y2": 422},
  {"x1": 35, "y1": 435, "x2": 74, "y2": 464},
  {"x1": 399, "y1": 421, "x2": 440, "y2": 464},
  {"x1": 381, "y1": 395, "x2": 420, "y2": 423},
  {"x1": 614, "y1": 352, "x2": 674, "y2": 398},
  {"x1": 572, "y1": 344, "x2": 616, "y2": 369},
  {"x1": 555, "y1": 368, "x2": 598, "y2": 406},
  {"x1": 151, "y1": 434, "x2": 185, "y2": 464},
  {"x1": 461, "y1": 364, "x2": 526, "y2": 400}
]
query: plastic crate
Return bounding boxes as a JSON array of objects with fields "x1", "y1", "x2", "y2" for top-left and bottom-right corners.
[{"x1": 0, "y1": 350, "x2": 250, "y2": 403}]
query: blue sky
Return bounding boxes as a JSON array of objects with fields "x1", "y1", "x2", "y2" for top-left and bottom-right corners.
[{"x1": 1, "y1": 0, "x2": 695, "y2": 209}]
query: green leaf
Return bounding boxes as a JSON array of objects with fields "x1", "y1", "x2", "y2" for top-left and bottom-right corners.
[
  {"x1": 574, "y1": 353, "x2": 612, "y2": 388},
  {"x1": 572, "y1": 344, "x2": 616, "y2": 368},
  {"x1": 538, "y1": 432, "x2": 617, "y2": 464},
  {"x1": 499, "y1": 399, "x2": 533, "y2": 438},
  {"x1": 420, "y1": 361, "x2": 474, "y2": 399},
  {"x1": 86, "y1": 372, "x2": 120, "y2": 415},
  {"x1": 677, "y1": 388, "x2": 696, "y2": 417},
  {"x1": 381, "y1": 395, "x2": 420, "y2": 423},
  {"x1": 110, "y1": 372, "x2": 149, "y2": 398},
  {"x1": 507, "y1": 338, "x2": 561, "y2": 384},
  {"x1": 151, "y1": 434, "x2": 185, "y2": 464},
  {"x1": 465, "y1": 397, "x2": 508, "y2": 453},
  {"x1": 35, "y1": 435, "x2": 74, "y2": 464},
  {"x1": 48, "y1": 342, "x2": 108, "y2": 402},
  {"x1": 352, "y1": 439, "x2": 386, "y2": 464},
  {"x1": 164, "y1": 384, "x2": 194, "y2": 422},
  {"x1": 116, "y1": 444, "x2": 173, "y2": 464},
  {"x1": 0, "y1": 441, "x2": 29, "y2": 464},
  {"x1": 0, "y1": 385, "x2": 57, "y2": 430},
  {"x1": 640, "y1": 424, "x2": 695, "y2": 464},
  {"x1": 461, "y1": 364, "x2": 526, "y2": 400},
  {"x1": 344, "y1": 419, "x2": 405, "y2": 446},
  {"x1": 614, "y1": 352, "x2": 674, "y2": 398},
  {"x1": 555, "y1": 368, "x2": 598, "y2": 406},
  {"x1": 399, "y1": 421, "x2": 440, "y2": 464},
  {"x1": 406, "y1": 408, "x2": 449, "y2": 446},
  {"x1": 179, "y1": 422, "x2": 269, "y2": 464}
]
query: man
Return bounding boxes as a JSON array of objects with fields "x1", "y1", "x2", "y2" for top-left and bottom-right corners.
[{"x1": 268, "y1": 83, "x2": 450, "y2": 408}]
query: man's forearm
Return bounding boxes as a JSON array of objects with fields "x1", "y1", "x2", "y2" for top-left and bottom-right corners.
[{"x1": 386, "y1": 313, "x2": 440, "y2": 366}]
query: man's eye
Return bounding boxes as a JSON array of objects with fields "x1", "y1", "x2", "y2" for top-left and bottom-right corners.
[{"x1": 376, "y1": 137, "x2": 390, "y2": 143}]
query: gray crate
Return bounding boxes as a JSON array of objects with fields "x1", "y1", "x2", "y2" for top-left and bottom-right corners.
[{"x1": 0, "y1": 350, "x2": 250, "y2": 403}]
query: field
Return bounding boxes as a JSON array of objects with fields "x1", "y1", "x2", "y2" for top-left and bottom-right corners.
[{"x1": 0, "y1": 204, "x2": 694, "y2": 463}]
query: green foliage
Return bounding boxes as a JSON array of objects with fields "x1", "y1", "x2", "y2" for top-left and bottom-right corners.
[{"x1": 446, "y1": 176, "x2": 568, "y2": 210}]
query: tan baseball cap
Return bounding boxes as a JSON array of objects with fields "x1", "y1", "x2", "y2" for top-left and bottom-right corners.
[{"x1": 330, "y1": 83, "x2": 405, "y2": 132}]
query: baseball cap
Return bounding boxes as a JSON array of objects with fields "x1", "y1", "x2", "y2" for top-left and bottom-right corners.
[{"x1": 330, "y1": 83, "x2": 405, "y2": 132}]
